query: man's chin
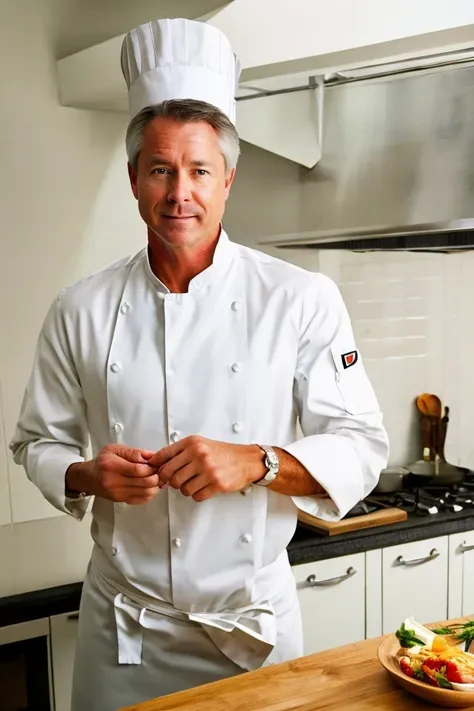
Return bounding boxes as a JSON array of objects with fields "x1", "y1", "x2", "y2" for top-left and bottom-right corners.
[{"x1": 149, "y1": 220, "x2": 202, "y2": 245}]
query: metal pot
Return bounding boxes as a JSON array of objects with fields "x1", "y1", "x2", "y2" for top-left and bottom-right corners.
[{"x1": 373, "y1": 467, "x2": 409, "y2": 494}]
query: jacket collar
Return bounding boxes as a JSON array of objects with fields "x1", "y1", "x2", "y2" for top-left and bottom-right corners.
[{"x1": 143, "y1": 227, "x2": 235, "y2": 295}]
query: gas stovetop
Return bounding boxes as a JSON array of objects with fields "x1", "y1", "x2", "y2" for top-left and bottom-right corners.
[{"x1": 348, "y1": 480, "x2": 474, "y2": 518}]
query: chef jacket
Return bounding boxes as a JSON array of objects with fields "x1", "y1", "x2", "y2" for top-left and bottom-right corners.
[{"x1": 10, "y1": 230, "x2": 388, "y2": 666}]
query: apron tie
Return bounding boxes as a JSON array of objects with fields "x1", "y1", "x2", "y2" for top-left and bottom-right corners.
[{"x1": 93, "y1": 563, "x2": 276, "y2": 671}]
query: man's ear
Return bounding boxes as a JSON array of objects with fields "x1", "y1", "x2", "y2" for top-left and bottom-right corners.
[
  {"x1": 128, "y1": 163, "x2": 139, "y2": 200},
  {"x1": 224, "y1": 167, "x2": 236, "y2": 201}
]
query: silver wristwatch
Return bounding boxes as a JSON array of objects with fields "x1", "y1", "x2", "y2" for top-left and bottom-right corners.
[{"x1": 255, "y1": 445, "x2": 279, "y2": 486}]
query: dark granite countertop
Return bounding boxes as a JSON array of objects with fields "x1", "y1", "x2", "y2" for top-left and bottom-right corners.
[
  {"x1": 2, "y1": 509, "x2": 474, "y2": 628},
  {"x1": 0, "y1": 581, "x2": 82, "y2": 628},
  {"x1": 287, "y1": 507, "x2": 474, "y2": 565}
]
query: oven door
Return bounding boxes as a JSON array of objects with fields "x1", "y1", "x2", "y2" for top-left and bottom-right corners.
[{"x1": 0, "y1": 618, "x2": 52, "y2": 711}]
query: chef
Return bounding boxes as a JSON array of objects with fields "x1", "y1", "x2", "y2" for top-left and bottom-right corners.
[{"x1": 10, "y1": 17, "x2": 388, "y2": 711}]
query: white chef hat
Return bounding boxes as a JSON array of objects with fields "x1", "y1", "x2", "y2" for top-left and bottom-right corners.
[{"x1": 121, "y1": 18, "x2": 241, "y2": 124}]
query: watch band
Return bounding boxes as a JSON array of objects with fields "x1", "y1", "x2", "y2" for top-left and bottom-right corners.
[
  {"x1": 65, "y1": 488, "x2": 88, "y2": 500},
  {"x1": 255, "y1": 445, "x2": 279, "y2": 486}
]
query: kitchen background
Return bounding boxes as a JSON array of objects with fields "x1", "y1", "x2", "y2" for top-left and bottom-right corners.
[{"x1": 1, "y1": 0, "x2": 474, "y2": 601}]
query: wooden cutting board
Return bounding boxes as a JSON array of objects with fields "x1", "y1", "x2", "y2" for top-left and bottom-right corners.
[{"x1": 298, "y1": 507, "x2": 407, "y2": 536}]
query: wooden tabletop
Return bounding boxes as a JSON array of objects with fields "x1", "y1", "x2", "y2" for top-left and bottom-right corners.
[{"x1": 120, "y1": 626, "x2": 474, "y2": 711}]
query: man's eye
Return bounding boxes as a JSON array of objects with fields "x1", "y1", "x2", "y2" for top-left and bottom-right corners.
[
  {"x1": 196, "y1": 169, "x2": 209, "y2": 176},
  {"x1": 152, "y1": 168, "x2": 170, "y2": 175}
]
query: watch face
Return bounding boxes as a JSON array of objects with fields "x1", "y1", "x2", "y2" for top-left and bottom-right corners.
[{"x1": 266, "y1": 452, "x2": 279, "y2": 469}]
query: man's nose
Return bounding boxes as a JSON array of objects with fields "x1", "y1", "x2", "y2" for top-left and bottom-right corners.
[{"x1": 167, "y1": 172, "x2": 192, "y2": 203}]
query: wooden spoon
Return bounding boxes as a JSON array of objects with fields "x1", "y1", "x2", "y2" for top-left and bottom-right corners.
[
  {"x1": 416, "y1": 394, "x2": 442, "y2": 461},
  {"x1": 416, "y1": 393, "x2": 442, "y2": 418}
]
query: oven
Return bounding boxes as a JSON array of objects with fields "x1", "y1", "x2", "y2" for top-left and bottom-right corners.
[{"x1": 0, "y1": 618, "x2": 53, "y2": 711}]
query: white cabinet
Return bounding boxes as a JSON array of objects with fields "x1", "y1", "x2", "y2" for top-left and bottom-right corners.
[
  {"x1": 293, "y1": 552, "x2": 365, "y2": 655},
  {"x1": 381, "y1": 536, "x2": 449, "y2": 633},
  {"x1": 50, "y1": 612, "x2": 79, "y2": 711},
  {"x1": 448, "y1": 531, "x2": 474, "y2": 619},
  {"x1": 293, "y1": 531, "x2": 474, "y2": 653}
]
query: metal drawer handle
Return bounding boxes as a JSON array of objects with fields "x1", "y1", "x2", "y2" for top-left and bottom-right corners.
[
  {"x1": 460, "y1": 542, "x2": 474, "y2": 553},
  {"x1": 396, "y1": 548, "x2": 440, "y2": 566},
  {"x1": 301, "y1": 567, "x2": 357, "y2": 588}
]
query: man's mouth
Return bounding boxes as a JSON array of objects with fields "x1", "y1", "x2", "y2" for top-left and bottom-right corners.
[{"x1": 162, "y1": 215, "x2": 196, "y2": 220}]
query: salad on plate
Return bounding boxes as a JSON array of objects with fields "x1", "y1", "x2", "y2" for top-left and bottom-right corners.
[{"x1": 395, "y1": 617, "x2": 474, "y2": 692}]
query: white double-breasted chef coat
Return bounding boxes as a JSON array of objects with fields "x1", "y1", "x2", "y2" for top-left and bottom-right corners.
[{"x1": 10, "y1": 231, "x2": 388, "y2": 710}]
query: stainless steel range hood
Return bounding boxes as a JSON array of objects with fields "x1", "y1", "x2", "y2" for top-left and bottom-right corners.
[
  {"x1": 265, "y1": 220, "x2": 474, "y2": 253},
  {"x1": 259, "y1": 59, "x2": 474, "y2": 253}
]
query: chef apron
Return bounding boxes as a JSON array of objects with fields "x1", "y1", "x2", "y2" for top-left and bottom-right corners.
[{"x1": 70, "y1": 556, "x2": 302, "y2": 711}]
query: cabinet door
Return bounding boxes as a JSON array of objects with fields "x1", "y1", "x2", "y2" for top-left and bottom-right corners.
[
  {"x1": 293, "y1": 553, "x2": 365, "y2": 655},
  {"x1": 448, "y1": 531, "x2": 474, "y2": 619},
  {"x1": 50, "y1": 612, "x2": 79, "y2": 711},
  {"x1": 382, "y1": 536, "x2": 448, "y2": 633},
  {"x1": 460, "y1": 532, "x2": 474, "y2": 617}
]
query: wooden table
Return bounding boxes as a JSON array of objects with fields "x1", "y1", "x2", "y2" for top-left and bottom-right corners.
[{"x1": 120, "y1": 626, "x2": 474, "y2": 711}]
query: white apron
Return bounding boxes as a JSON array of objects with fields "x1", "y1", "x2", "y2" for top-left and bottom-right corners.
[{"x1": 71, "y1": 553, "x2": 302, "y2": 711}]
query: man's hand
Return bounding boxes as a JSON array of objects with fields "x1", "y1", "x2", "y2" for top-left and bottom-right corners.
[
  {"x1": 65, "y1": 444, "x2": 160, "y2": 505},
  {"x1": 146, "y1": 437, "x2": 266, "y2": 502}
]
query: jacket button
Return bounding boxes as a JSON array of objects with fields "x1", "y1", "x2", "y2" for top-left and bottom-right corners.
[
  {"x1": 231, "y1": 301, "x2": 240, "y2": 312},
  {"x1": 170, "y1": 431, "x2": 181, "y2": 443},
  {"x1": 231, "y1": 362, "x2": 242, "y2": 373},
  {"x1": 113, "y1": 423, "x2": 123, "y2": 434},
  {"x1": 120, "y1": 302, "x2": 131, "y2": 315},
  {"x1": 232, "y1": 422, "x2": 243, "y2": 433},
  {"x1": 240, "y1": 534, "x2": 252, "y2": 544},
  {"x1": 172, "y1": 537, "x2": 182, "y2": 548},
  {"x1": 112, "y1": 546, "x2": 119, "y2": 556},
  {"x1": 110, "y1": 363, "x2": 121, "y2": 373}
]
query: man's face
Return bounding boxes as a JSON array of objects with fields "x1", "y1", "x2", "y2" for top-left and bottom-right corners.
[{"x1": 128, "y1": 117, "x2": 235, "y2": 248}]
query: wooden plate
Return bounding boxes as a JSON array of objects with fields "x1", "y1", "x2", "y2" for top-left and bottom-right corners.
[{"x1": 378, "y1": 635, "x2": 474, "y2": 708}]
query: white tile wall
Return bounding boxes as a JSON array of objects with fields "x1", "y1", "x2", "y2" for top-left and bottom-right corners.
[
  {"x1": 444, "y1": 253, "x2": 474, "y2": 468},
  {"x1": 319, "y1": 249, "x2": 473, "y2": 469}
]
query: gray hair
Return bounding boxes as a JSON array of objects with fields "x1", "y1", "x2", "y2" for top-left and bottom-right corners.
[{"x1": 125, "y1": 99, "x2": 240, "y2": 175}]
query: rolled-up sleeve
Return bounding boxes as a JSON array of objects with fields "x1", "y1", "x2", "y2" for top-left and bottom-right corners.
[
  {"x1": 9, "y1": 293, "x2": 91, "y2": 520},
  {"x1": 285, "y1": 274, "x2": 389, "y2": 521}
]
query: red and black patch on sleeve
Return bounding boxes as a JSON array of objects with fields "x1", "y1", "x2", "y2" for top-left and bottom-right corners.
[{"x1": 341, "y1": 350, "x2": 359, "y2": 369}]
